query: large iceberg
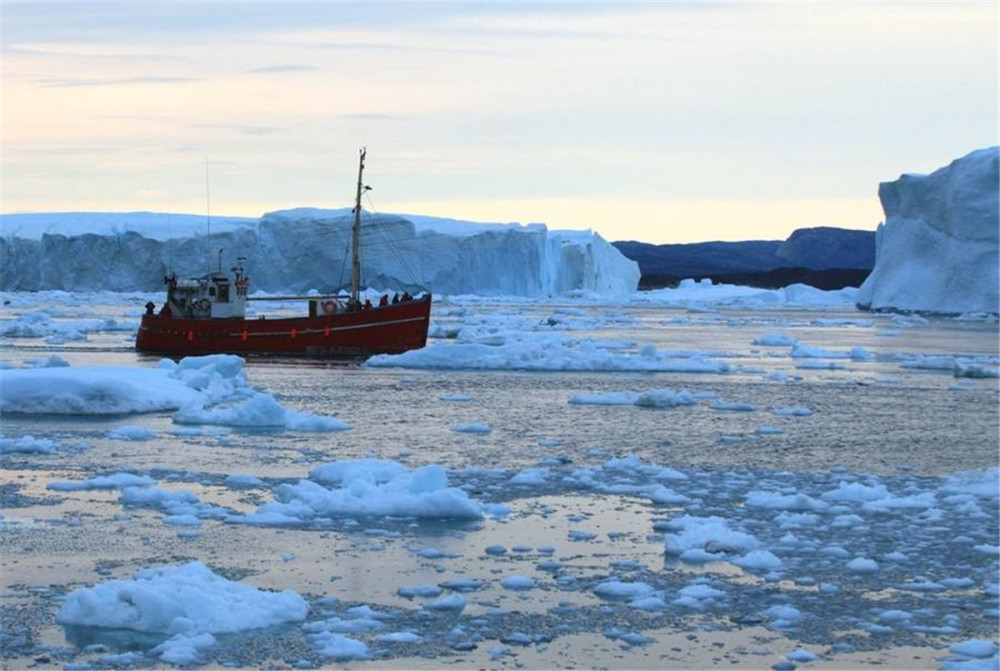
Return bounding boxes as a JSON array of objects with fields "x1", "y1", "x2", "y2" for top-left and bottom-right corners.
[
  {"x1": 0, "y1": 208, "x2": 639, "y2": 297},
  {"x1": 856, "y1": 147, "x2": 999, "y2": 314}
]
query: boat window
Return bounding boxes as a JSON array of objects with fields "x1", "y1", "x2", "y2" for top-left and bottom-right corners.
[
  {"x1": 218, "y1": 284, "x2": 230, "y2": 303},
  {"x1": 209, "y1": 287, "x2": 216, "y2": 297}
]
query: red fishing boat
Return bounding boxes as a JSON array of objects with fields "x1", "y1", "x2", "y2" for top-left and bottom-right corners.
[{"x1": 135, "y1": 149, "x2": 431, "y2": 357}]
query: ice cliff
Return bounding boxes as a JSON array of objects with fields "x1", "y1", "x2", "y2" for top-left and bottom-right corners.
[
  {"x1": 856, "y1": 147, "x2": 999, "y2": 314},
  {"x1": 0, "y1": 208, "x2": 639, "y2": 297}
]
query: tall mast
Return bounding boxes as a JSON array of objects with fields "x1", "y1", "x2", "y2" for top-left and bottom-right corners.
[{"x1": 350, "y1": 148, "x2": 366, "y2": 305}]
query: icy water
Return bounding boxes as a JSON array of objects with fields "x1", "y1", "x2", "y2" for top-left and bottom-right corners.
[{"x1": 1, "y1": 293, "x2": 998, "y2": 670}]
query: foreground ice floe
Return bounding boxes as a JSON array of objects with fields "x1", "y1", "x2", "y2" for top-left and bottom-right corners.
[
  {"x1": 0, "y1": 434, "x2": 59, "y2": 454},
  {"x1": 233, "y1": 459, "x2": 508, "y2": 524},
  {"x1": 0, "y1": 354, "x2": 348, "y2": 430},
  {"x1": 0, "y1": 355, "x2": 248, "y2": 415},
  {"x1": 57, "y1": 562, "x2": 308, "y2": 664}
]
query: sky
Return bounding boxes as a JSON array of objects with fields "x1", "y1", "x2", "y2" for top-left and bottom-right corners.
[{"x1": 2, "y1": 1, "x2": 997, "y2": 244}]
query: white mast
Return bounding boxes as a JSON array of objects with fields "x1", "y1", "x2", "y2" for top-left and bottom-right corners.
[{"x1": 350, "y1": 148, "x2": 368, "y2": 306}]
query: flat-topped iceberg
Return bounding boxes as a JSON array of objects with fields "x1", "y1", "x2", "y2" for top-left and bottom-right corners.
[{"x1": 0, "y1": 208, "x2": 640, "y2": 297}]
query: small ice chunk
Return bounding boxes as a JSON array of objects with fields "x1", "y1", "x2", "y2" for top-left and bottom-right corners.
[
  {"x1": 593, "y1": 581, "x2": 654, "y2": 600},
  {"x1": 950, "y1": 640, "x2": 999, "y2": 658},
  {"x1": 846, "y1": 557, "x2": 879, "y2": 572},
  {"x1": 48, "y1": 472, "x2": 156, "y2": 491},
  {"x1": 786, "y1": 648, "x2": 819, "y2": 662},
  {"x1": 310, "y1": 632, "x2": 370, "y2": 660},
  {"x1": 107, "y1": 426, "x2": 153, "y2": 441},
  {"x1": 732, "y1": 550, "x2": 783, "y2": 570},
  {"x1": 753, "y1": 333, "x2": 798, "y2": 346},
  {"x1": 377, "y1": 631, "x2": 422, "y2": 643},
  {"x1": 439, "y1": 394, "x2": 473, "y2": 402},
  {"x1": 397, "y1": 585, "x2": 444, "y2": 598},
  {"x1": 501, "y1": 576, "x2": 535, "y2": 590},
  {"x1": 451, "y1": 423, "x2": 492, "y2": 434},
  {"x1": 772, "y1": 407, "x2": 813, "y2": 417},
  {"x1": 711, "y1": 400, "x2": 757, "y2": 412},
  {"x1": 424, "y1": 593, "x2": 465, "y2": 612}
]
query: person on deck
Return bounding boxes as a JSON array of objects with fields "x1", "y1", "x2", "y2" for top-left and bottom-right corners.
[
  {"x1": 392, "y1": 293, "x2": 400, "y2": 304},
  {"x1": 379, "y1": 295, "x2": 389, "y2": 307},
  {"x1": 363, "y1": 299, "x2": 373, "y2": 310},
  {"x1": 401, "y1": 292, "x2": 412, "y2": 302}
]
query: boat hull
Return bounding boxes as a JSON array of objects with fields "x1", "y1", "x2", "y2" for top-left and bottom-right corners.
[{"x1": 136, "y1": 296, "x2": 431, "y2": 357}]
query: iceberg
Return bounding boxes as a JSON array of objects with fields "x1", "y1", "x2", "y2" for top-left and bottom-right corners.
[
  {"x1": 0, "y1": 208, "x2": 639, "y2": 297},
  {"x1": 856, "y1": 147, "x2": 999, "y2": 314}
]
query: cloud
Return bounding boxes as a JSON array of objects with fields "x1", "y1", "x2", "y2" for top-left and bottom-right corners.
[
  {"x1": 2, "y1": 44, "x2": 182, "y2": 61},
  {"x1": 336, "y1": 113, "x2": 401, "y2": 122},
  {"x1": 35, "y1": 75, "x2": 199, "y2": 88},
  {"x1": 246, "y1": 64, "x2": 319, "y2": 74},
  {"x1": 193, "y1": 124, "x2": 282, "y2": 136},
  {"x1": 296, "y1": 40, "x2": 498, "y2": 57}
]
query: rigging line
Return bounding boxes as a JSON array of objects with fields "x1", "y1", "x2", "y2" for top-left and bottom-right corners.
[
  {"x1": 338, "y1": 241, "x2": 350, "y2": 290},
  {"x1": 205, "y1": 159, "x2": 211, "y2": 276},
  {"x1": 364, "y1": 194, "x2": 426, "y2": 291}
]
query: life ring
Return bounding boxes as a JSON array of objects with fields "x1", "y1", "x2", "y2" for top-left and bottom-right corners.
[
  {"x1": 322, "y1": 300, "x2": 336, "y2": 315},
  {"x1": 196, "y1": 298, "x2": 211, "y2": 312}
]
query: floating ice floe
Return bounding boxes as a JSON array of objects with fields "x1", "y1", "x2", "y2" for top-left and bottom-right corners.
[
  {"x1": 790, "y1": 344, "x2": 872, "y2": 360},
  {"x1": 48, "y1": 472, "x2": 156, "y2": 491},
  {"x1": 0, "y1": 354, "x2": 248, "y2": 415},
  {"x1": 0, "y1": 434, "x2": 59, "y2": 454},
  {"x1": 673, "y1": 583, "x2": 726, "y2": 610},
  {"x1": 753, "y1": 333, "x2": 798, "y2": 346},
  {"x1": 501, "y1": 575, "x2": 536, "y2": 590},
  {"x1": 568, "y1": 388, "x2": 697, "y2": 408},
  {"x1": 633, "y1": 279, "x2": 858, "y2": 309},
  {"x1": 711, "y1": 399, "x2": 757, "y2": 412},
  {"x1": 22, "y1": 355, "x2": 70, "y2": 368},
  {"x1": 439, "y1": 393, "x2": 473, "y2": 402},
  {"x1": 772, "y1": 407, "x2": 813, "y2": 416},
  {"x1": 732, "y1": 549, "x2": 784, "y2": 571},
  {"x1": 57, "y1": 561, "x2": 308, "y2": 664},
  {"x1": 451, "y1": 422, "x2": 492, "y2": 434},
  {"x1": 368, "y1": 333, "x2": 730, "y2": 373},
  {"x1": 594, "y1": 581, "x2": 655, "y2": 600},
  {"x1": 663, "y1": 515, "x2": 760, "y2": 559},
  {"x1": 173, "y1": 392, "x2": 350, "y2": 432},
  {"x1": 0, "y1": 311, "x2": 136, "y2": 340},
  {"x1": 900, "y1": 354, "x2": 1000, "y2": 377},
  {"x1": 235, "y1": 459, "x2": 505, "y2": 523},
  {"x1": 107, "y1": 425, "x2": 154, "y2": 441}
]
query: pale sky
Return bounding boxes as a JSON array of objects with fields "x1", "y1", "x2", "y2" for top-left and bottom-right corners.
[{"x1": 2, "y1": 1, "x2": 997, "y2": 243}]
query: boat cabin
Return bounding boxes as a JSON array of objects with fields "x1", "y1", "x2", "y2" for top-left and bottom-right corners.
[{"x1": 163, "y1": 261, "x2": 249, "y2": 319}]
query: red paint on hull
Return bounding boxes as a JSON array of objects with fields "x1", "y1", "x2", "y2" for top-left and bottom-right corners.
[{"x1": 136, "y1": 296, "x2": 431, "y2": 357}]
